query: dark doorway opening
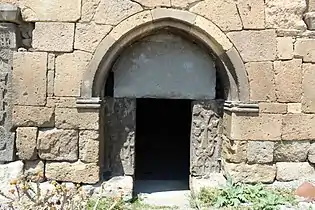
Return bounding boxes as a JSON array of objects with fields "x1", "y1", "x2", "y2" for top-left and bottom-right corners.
[{"x1": 134, "y1": 98, "x2": 192, "y2": 193}]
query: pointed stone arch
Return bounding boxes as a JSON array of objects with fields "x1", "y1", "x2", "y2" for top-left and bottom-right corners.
[{"x1": 79, "y1": 8, "x2": 250, "y2": 103}]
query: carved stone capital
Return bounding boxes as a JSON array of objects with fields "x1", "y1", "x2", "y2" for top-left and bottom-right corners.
[{"x1": 224, "y1": 101, "x2": 259, "y2": 113}]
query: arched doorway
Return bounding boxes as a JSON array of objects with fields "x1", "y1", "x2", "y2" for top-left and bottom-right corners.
[{"x1": 102, "y1": 29, "x2": 225, "y2": 193}]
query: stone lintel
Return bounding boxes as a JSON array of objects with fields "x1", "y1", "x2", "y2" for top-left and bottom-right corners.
[
  {"x1": 224, "y1": 101, "x2": 259, "y2": 113},
  {"x1": 76, "y1": 97, "x2": 101, "y2": 109},
  {"x1": 0, "y1": 4, "x2": 22, "y2": 24}
]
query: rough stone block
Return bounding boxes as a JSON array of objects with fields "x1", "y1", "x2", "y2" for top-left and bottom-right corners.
[
  {"x1": 0, "y1": 3, "x2": 22, "y2": 24},
  {"x1": 55, "y1": 108, "x2": 99, "y2": 130},
  {"x1": 223, "y1": 161, "x2": 276, "y2": 183},
  {"x1": 265, "y1": 0, "x2": 307, "y2": 30},
  {"x1": 304, "y1": 12, "x2": 315, "y2": 30},
  {"x1": 12, "y1": 106, "x2": 54, "y2": 128},
  {"x1": 227, "y1": 30, "x2": 277, "y2": 62},
  {"x1": 12, "y1": 52, "x2": 47, "y2": 106},
  {"x1": 55, "y1": 51, "x2": 92, "y2": 96},
  {"x1": 259, "y1": 103, "x2": 287, "y2": 114},
  {"x1": 46, "y1": 97, "x2": 77, "y2": 108},
  {"x1": 16, "y1": 127, "x2": 37, "y2": 160},
  {"x1": 45, "y1": 161, "x2": 99, "y2": 184},
  {"x1": 282, "y1": 114, "x2": 315, "y2": 140},
  {"x1": 276, "y1": 37, "x2": 294, "y2": 60},
  {"x1": 237, "y1": 0, "x2": 265, "y2": 29},
  {"x1": 308, "y1": 143, "x2": 315, "y2": 163},
  {"x1": 20, "y1": 0, "x2": 81, "y2": 22},
  {"x1": 190, "y1": 175, "x2": 227, "y2": 194},
  {"x1": 274, "y1": 141, "x2": 310, "y2": 162},
  {"x1": 230, "y1": 113, "x2": 282, "y2": 141},
  {"x1": 94, "y1": 0, "x2": 142, "y2": 25},
  {"x1": 245, "y1": 62, "x2": 276, "y2": 101},
  {"x1": 81, "y1": 0, "x2": 100, "y2": 22},
  {"x1": 222, "y1": 138, "x2": 247, "y2": 163},
  {"x1": 47, "y1": 71, "x2": 54, "y2": 97},
  {"x1": 102, "y1": 176, "x2": 133, "y2": 201},
  {"x1": 274, "y1": 59, "x2": 302, "y2": 102},
  {"x1": 33, "y1": 22, "x2": 75, "y2": 52},
  {"x1": 309, "y1": 0, "x2": 315, "y2": 11},
  {"x1": 276, "y1": 162, "x2": 315, "y2": 181},
  {"x1": 0, "y1": 161, "x2": 23, "y2": 201},
  {"x1": 79, "y1": 130, "x2": 99, "y2": 163},
  {"x1": 294, "y1": 39, "x2": 315, "y2": 62},
  {"x1": 37, "y1": 128, "x2": 78, "y2": 161},
  {"x1": 287, "y1": 103, "x2": 302, "y2": 113},
  {"x1": 47, "y1": 53, "x2": 55, "y2": 71},
  {"x1": 24, "y1": 160, "x2": 45, "y2": 182},
  {"x1": 302, "y1": 64, "x2": 315, "y2": 113},
  {"x1": 190, "y1": 0, "x2": 242, "y2": 31},
  {"x1": 74, "y1": 23, "x2": 112, "y2": 53},
  {"x1": 247, "y1": 141, "x2": 274, "y2": 164}
]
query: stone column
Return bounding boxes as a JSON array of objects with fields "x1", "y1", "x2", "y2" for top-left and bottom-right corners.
[{"x1": 0, "y1": 4, "x2": 21, "y2": 161}]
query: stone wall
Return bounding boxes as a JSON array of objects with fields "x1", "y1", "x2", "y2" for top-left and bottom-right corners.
[{"x1": 0, "y1": 0, "x2": 314, "y2": 187}]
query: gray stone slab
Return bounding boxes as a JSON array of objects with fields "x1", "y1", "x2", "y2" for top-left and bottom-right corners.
[{"x1": 0, "y1": 3, "x2": 22, "y2": 24}]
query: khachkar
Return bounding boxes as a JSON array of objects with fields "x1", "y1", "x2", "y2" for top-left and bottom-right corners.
[{"x1": 0, "y1": 4, "x2": 21, "y2": 161}]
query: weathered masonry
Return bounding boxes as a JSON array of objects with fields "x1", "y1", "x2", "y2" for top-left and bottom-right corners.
[{"x1": 1, "y1": 0, "x2": 315, "y2": 196}]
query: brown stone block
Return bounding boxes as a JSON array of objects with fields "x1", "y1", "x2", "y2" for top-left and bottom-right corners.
[
  {"x1": 274, "y1": 59, "x2": 302, "y2": 103},
  {"x1": 16, "y1": 127, "x2": 38, "y2": 160},
  {"x1": 294, "y1": 39, "x2": 315, "y2": 62},
  {"x1": 33, "y1": 22, "x2": 75, "y2": 52},
  {"x1": 259, "y1": 103, "x2": 287, "y2": 114},
  {"x1": 245, "y1": 62, "x2": 276, "y2": 101},
  {"x1": 274, "y1": 141, "x2": 310, "y2": 162},
  {"x1": 230, "y1": 113, "x2": 282, "y2": 141},
  {"x1": 45, "y1": 161, "x2": 99, "y2": 184},
  {"x1": 223, "y1": 161, "x2": 276, "y2": 183},
  {"x1": 12, "y1": 52, "x2": 47, "y2": 106},
  {"x1": 302, "y1": 64, "x2": 315, "y2": 113},
  {"x1": 190, "y1": 0, "x2": 242, "y2": 31},
  {"x1": 37, "y1": 128, "x2": 78, "y2": 161},
  {"x1": 236, "y1": 0, "x2": 265, "y2": 29},
  {"x1": 222, "y1": 137, "x2": 247, "y2": 163},
  {"x1": 12, "y1": 106, "x2": 54, "y2": 128},
  {"x1": 46, "y1": 97, "x2": 77, "y2": 108},
  {"x1": 282, "y1": 114, "x2": 315, "y2": 140},
  {"x1": 79, "y1": 130, "x2": 99, "y2": 163},
  {"x1": 276, "y1": 162, "x2": 315, "y2": 181},
  {"x1": 227, "y1": 30, "x2": 277, "y2": 62},
  {"x1": 55, "y1": 108, "x2": 99, "y2": 130}
]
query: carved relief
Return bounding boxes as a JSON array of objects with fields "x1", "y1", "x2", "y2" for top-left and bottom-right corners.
[
  {"x1": 104, "y1": 98, "x2": 136, "y2": 176},
  {"x1": 190, "y1": 100, "x2": 223, "y2": 177}
]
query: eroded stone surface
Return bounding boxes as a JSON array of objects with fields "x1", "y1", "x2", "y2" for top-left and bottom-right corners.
[
  {"x1": 12, "y1": 52, "x2": 47, "y2": 106},
  {"x1": 20, "y1": 0, "x2": 81, "y2": 22},
  {"x1": 37, "y1": 128, "x2": 78, "y2": 161},
  {"x1": 190, "y1": 101, "x2": 223, "y2": 176},
  {"x1": 79, "y1": 130, "x2": 99, "y2": 163},
  {"x1": 171, "y1": 0, "x2": 197, "y2": 8},
  {"x1": 46, "y1": 97, "x2": 77, "y2": 108},
  {"x1": 294, "y1": 39, "x2": 315, "y2": 63},
  {"x1": 223, "y1": 162, "x2": 276, "y2": 183},
  {"x1": 277, "y1": 37, "x2": 294, "y2": 60},
  {"x1": 101, "y1": 176, "x2": 133, "y2": 201},
  {"x1": 135, "y1": 0, "x2": 170, "y2": 7},
  {"x1": 303, "y1": 64, "x2": 315, "y2": 113},
  {"x1": 259, "y1": 103, "x2": 287, "y2": 114},
  {"x1": 274, "y1": 141, "x2": 310, "y2": 162},
  {"x1": 287, "y1": 103, "x2": 302, "y2": 113},
  {"x1": 265, "y1": 0, "x2": 307, "y2": 30},
  {"x1": 104, "y1": 98, "x2": 136, "y2": 176},
  {"x1": 16, "y1": 127, "x2": 37, "y2": 160},
  {"x1": 81, "y1": 0, "x2": 100, "y2": 22},
  {"x1": 33, "y1": 22, "x2": 75, "y2": 52},
  {"x1": 222, "y1": 138, "x2": 247, "y2": 163},
  {"x1": 75, "y1": 23, "x2": 112, "y2": 53},
  {"x1": 94, "y1": 0, "x2": 143, "y2": 25},
  {"x1": 55, "y1": 51, "x2": 92, "y2": 96},
  {"x1": 46, "y1": 161, "x2": 99, "y2": 184},
  {"x1": 282, "y1": 114, "x2": 315, "y2": 140},
  {"x1": 276, "y1": 162, "x2": 315, "y2": 181},
  {"x1": 247, "y1": 141, "x2": 274, "y2": 164},
  {"x1": 12, "y1": 106, "x2": 54, "y2": 127},
  {"x1": 245, "y1": 61, "x2": 276, "y2": 101},
  {"x1": 190, "y1": 0, "x2": 242, "y2": 31},
  {"x1": 308, "y1": 143, "x2": 315, "y2": 163},
  {"x1": 227, "y1": 30, "x2": 277, "y2": 62},
  {"x1": 55, "y1": 108, "x2": 99, "y2": 130},
  {"x1": 274, "y1": 59, "x2": 302, "y2": 102},
  {"x1": 237, "y1": 0, "x2": 265, "y2": 29}
]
